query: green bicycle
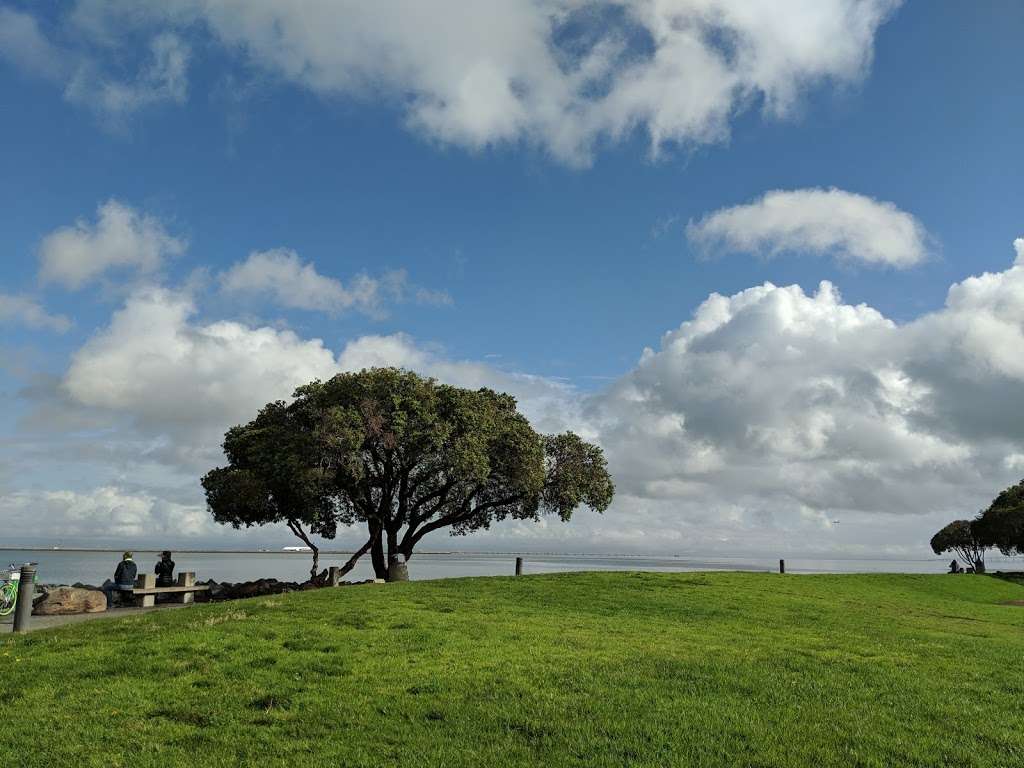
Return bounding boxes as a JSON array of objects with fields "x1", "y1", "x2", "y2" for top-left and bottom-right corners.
[{"x1": 0, "y1": 564, "x2": 34, "y2": 617}]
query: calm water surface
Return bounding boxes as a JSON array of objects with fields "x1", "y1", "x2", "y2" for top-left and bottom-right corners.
[{"x1": 3, "y1": 549, "x2": 1021, "y2": 586}]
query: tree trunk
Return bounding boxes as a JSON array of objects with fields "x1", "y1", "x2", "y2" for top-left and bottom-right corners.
[
  {"x1": 287, "y1": 519, "x2": 321, "y2": 581},
  {"x1": 386, "y1": 527, "x2": 399, "y2": 563},
  {"x1": 310, "y1": 545, "x2": 320, "y2": 581},
  {"x1": 370, "y1": 524, "x2": 388, "y2": 580},
  {"x1": 335, "y1": 534, "x2": 376, "y2": 580}
]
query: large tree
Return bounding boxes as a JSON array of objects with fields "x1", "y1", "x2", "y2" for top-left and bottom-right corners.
[
  {"x1": 974, "y1": 480, "x2": 1024, "y2": 557},
  {"x1": 202, "y1": 368, "x2": 614, "y2": 580},
  {"x1": 929, "y1": 519, "x2": 987, "y2": 573}
]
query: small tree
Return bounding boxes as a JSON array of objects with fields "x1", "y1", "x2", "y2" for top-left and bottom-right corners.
[
  {"x1": 203, "y1": 368, "x2": 615, "y2": 581},
  {"x1": 974, "y1": 480, "x2": 1024, "y2": 557},
  {"x1": 930, "y1": 519, "x2": 987, "y2": 573}
]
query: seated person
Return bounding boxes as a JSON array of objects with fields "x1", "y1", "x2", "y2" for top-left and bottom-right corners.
[
  {"x1": 103, "y1": 552, "x2": 138, "y2": 609},
  {"x1": 155, "y1": 551, "x2": 175, "y2": 588}
]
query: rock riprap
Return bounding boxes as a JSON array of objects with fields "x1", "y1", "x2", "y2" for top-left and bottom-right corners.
[{"x1": 195, "y1": 575, "x2": 379, "y2": 601}]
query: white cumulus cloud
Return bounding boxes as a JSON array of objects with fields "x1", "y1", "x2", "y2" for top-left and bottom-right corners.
[
  {"x1": 57, "y1": 288, "x2": 572, "y2": 473},
  {"x1": 583, "y1": 237, "x2": 1024, "y2": 554},
  {"x1": 221, "y1": 249, "x2": 377, "y2": 314},
  {"x1": 62, "y1": 287, "x2": 341, "y2": 469},
  {"x1": 686, "y1": 188, "x2": 930, "y2": 267},
  {"x1": 38, "y1": 199, "x2": 186, "y2": 289},
  {"x1": 220, "y1": 249, "x2": 386, "y2": 316},
  {"x1": 220, "y1": 250, "x2": 453, "y2": 316}
]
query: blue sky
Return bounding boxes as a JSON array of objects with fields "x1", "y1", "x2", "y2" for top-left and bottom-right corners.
[{"x1": 1, "y1": 1, "x2": 1023, "y2": 557}]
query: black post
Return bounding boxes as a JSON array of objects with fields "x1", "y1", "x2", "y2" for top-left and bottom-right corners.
[
  {"x1": 515, "y1": 557, "x2": 523, "y2": 576},
  {"x1": 13, "y1": 564, "x2": 36, "y2": 633},
  {"x1": 779, "y1": 559, "x2": 785, "y2": 574}
]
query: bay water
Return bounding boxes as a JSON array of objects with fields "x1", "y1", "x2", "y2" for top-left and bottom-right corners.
[{"x1": 3, "y1": 549, "x2": 1020, "y2": 586}]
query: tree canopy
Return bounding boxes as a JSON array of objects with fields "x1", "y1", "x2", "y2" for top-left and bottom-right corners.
[
  {"x1": 974, "y1": 480, "x2": 1024, "y2": 557},
  {"x1": 202, "y1": 399, "x2": 353, "y2": 578},
  {"x1": 202, "y1": 368, "x2": 614, "y2": 580},
  {"x1": 929, "y1": 519, "x2": 987, "y2": 572}
]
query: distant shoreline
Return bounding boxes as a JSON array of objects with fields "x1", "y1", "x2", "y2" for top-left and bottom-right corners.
[
  {"x1": 2, "y1": 546, "x2": 445, "y2": 556},
  {"x1": 1, "y1": 547, "x2": 709, "y2": 557},
  {"x1": 0, "y1": 546, "x2": 998, "y2": 563}
]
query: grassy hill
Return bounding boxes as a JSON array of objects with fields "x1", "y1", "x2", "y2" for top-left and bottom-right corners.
[{"x1": 2, "y1": 571, "x2": 1023, "y2": 767}]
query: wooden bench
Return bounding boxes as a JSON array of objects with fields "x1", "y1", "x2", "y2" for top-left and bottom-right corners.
[{"x1": 131, "y1": 572, "x2": 209, "y2": 607}]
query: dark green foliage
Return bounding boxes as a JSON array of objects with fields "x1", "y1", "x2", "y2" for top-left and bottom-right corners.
[
  {"x1": 202, "y1": 368, "x2": 614, "y2": 579},
  {"x1": 202, "y1": 400, "x2": 343, "y2": 576},
  {"x1": 974, "y1": 479, "x2": 1024, "y2": 556},
  {"x1": 929, "y1": 519, "x2": 987, "y2": 571}
]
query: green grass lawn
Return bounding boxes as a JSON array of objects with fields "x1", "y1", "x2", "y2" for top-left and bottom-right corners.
[{"x1": 2, "y1": 572, "x2": 1023, "y2": 767}]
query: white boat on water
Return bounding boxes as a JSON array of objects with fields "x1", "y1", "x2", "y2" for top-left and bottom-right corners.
[{"x1": 282, "y1": 546, "x2": 313, "y2": 552}]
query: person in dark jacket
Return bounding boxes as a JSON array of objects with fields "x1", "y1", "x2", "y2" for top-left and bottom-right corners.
[
  {"x1": 155, "y1": 551, "x2": 175, "y2": 588},
  {"x1": 103, "y1": 552, "x2": 138, "y2": 609}
]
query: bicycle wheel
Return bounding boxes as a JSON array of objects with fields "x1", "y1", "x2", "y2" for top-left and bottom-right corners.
[{"x1": 0, "y1": 582, "x2": 16, "y2": 617}]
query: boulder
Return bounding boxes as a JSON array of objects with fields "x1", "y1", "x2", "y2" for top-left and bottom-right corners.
[
  {"x1": 33, "y1": 586, "x2": 106, "y2": 615},
  {"x1": 195, "y1": 579, "x2": 224, "y2": 602}
]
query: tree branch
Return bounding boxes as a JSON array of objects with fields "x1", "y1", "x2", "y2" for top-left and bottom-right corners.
[
  {"x1": 407, "y1": 493, "x2": 523, "y2": 550},
  {"x1": 335, "y1": 526, "x2": 379, "y2": 578}
]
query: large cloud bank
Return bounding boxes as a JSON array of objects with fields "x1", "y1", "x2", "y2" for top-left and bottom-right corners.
[
  {"x1": 0, "y1": 486, "x2": 209, "y2": 541},
  {"x1": 10, "y1": 238, "x2": 1024, "y2": 555}
]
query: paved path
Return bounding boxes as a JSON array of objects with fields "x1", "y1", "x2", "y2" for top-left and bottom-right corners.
[{"x1": 1, "y1": 603, "x2": 192, "y2": 634}]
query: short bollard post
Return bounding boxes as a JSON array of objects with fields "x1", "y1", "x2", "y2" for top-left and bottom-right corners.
[
  {"x1": 176, "y1": 572, "x2": 196, "y2": 604},
  {"x1": 328, "y1": 567, "x2": 341, "y2": 587},
  {"x1": 515, "y1": 557, "x2": 523, "y2": 576},
  {"x1": 13, "y1": 564, "x2": 36, "y2": 633},
  {"x1": 135, "y1": 574, "x2": 156, "y2": 608},
  {"x1": 779, "y1": 559, "x2": 785, "y2": 574}
]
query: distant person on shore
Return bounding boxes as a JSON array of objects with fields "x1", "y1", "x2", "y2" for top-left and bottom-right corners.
[
  {"x1": 155, "y1": 551, "x2": 175, "y2": 588},
  {"x1": 103, "y1": 552, "x2": 138, "y2": 609}
]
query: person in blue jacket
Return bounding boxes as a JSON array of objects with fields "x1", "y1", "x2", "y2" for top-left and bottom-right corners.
[{"x1": 103, "y1": 552, "x2": 137, "y2": 609}]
